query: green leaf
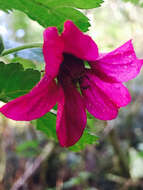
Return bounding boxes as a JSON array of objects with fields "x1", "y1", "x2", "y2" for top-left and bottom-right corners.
[
  {"x1": 0, "y1": 0, "x2": 103, "y2": 32},
  {"x1": 69, "y1": 129, "x2": 99, "y2": 152},
  {"x1": 36, "y1": 112, "x2": 57, "y2": 141},
  {"x1": 0, "y1": 62, "x2": 41, "y2": 101},
  {"x1": 0, "y1": 36, "x2": 4, "y2": 55},
  {"x1": 11, "y1": 57, "x2": 36, "y2": 69},
  {"x1": 35, "y1": 0, "x2": 103, "y2": 9},
  {"x1": 36, "y1": 111, "x2": 100, "y2": 149}
]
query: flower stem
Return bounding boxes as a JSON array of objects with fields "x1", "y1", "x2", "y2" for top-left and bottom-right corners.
[{"x1": 1, "y1": 42, "x2": 43, "y2": 56}]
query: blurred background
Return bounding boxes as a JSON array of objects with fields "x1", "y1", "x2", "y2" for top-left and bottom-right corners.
[{"x1": 1, "y1": 0, "x2": 143, "y2": 189}]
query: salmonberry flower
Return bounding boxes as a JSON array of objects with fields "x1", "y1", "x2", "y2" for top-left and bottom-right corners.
[{"x1": 0, "y1": 21, "x2": 142, "y2": 147}]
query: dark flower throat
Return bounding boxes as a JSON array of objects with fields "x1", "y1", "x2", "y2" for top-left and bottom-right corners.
[{"x1": 57, "y1": 53, "x2": 87, "y2": 88}]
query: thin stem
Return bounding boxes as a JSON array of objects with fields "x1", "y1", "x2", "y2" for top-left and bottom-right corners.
[
  {"x1": 1, "y1": 42, "x2": 43, "y2": 56},
  {"x1": 109, "y1": 129, "x2": 130, "y2": 178},
  {"x1": 11, "y1": 142, "x2": 54, "y2": 190}
]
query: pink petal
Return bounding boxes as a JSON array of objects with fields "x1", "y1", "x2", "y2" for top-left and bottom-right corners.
[
  {"x1": 43, "y1": 27, "x2": 64, "y2": 79},
  {"x1": 84, "y1": 71, "x2": 131, "y2": 108},
  {"x1": 80, "y1": 73, "x2": 118, "y2": 120},
  {"x1": 0, "y1": 76, "x2": 58, "y2": 121},
  {"x1": 61, "y1": 20, "x2": 99, "y2": 61},
  {"x1": 91, "y1": 40, "x2": 142, "y2": 82},
  {"x1": 56, "y1": 86, "x2": 86, "y2": 147}
]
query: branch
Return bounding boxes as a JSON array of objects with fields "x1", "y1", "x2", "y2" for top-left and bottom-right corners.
[
  {"x1": 1, "y1": 43, "x2": 43, "y2": 56},
  {"x1": 108, "y1": 129, "x2": 130, "y2": 178},
  {"x1": 10, "y1": 142, "x2": 54, "y2": 190}
]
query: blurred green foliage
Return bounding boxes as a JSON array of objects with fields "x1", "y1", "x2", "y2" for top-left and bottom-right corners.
[
  {"x1": 0, "y1": 36, "x2": 4, "y2": 55},
  {"x1": 123, "y1": 0, "x2": 143, "y2": 7},
  {"x1": 16, "y1": 140, "x2": 40, "y2": 158}
]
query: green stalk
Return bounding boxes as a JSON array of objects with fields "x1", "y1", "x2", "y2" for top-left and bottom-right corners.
[{"x1": 1, "y1": 42, "x2": 43, "y2": 56}]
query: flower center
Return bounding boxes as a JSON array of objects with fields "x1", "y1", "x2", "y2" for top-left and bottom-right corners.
[{"x1": 57, "y1": 53, "x2": 85, "y2": 88}]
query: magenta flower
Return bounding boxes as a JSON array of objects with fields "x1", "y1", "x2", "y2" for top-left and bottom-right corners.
[{"x1": 0, "y1": 21, "x2": 142, "y2": 147}]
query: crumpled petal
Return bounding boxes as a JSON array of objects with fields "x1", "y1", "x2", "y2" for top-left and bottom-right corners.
[
  {"x1": 56, "y1": 86, "x2": 86, "y2": 147},
  {"x1": 80, "y1": 72, "x2": 119, "y2": 120},
  {"x1": 90, "y1": 40, "x2": 142, "y2": 82},
  {"x1": 0, "y1": 76, "x2": 58, "y2": 121},
  {"x1": 43, "y1": 27, "x2": 64, "y2": 79},
  {"x1": 84, "y1": 71, "x2": 131, "y2": 108},
  {"x1": 61, "y1": 20, "x2": 99, "y2": 61}
]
